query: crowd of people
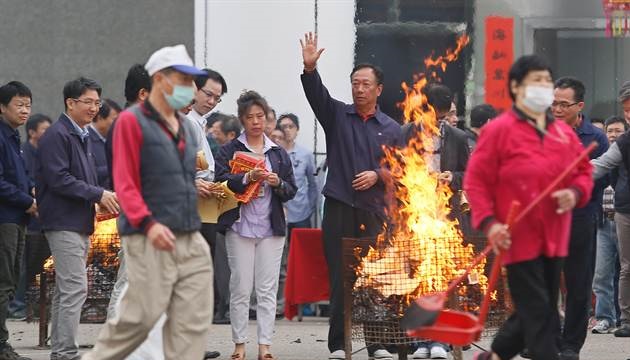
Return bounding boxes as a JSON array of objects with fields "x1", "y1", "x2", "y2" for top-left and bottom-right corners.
[{"x1": 0, "y1": 33, "x2": 628, "y2": 360}]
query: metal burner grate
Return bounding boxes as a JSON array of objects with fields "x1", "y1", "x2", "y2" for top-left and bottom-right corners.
[
  {"x1": 27, "y1": 231, "x2": 121, "y2": 327},
  {"x1": 342, "y1": 235, "x2": 512, "y2": 358}
]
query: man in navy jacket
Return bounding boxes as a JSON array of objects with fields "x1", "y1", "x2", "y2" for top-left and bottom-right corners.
[
  {"x1": 0, "y1": 81, "x2": 36, "y2": 360},
  {"x1": 300, "y1": 32, "x2": 401, "y2": 360},
  {"x1": 552, "y1": 77, "x2": 609, "y2": 360},
  {"x1": 37, "y1": 77, "x2": 119, "y2": 360}
]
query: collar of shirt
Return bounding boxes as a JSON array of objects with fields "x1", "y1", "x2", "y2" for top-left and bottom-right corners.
[
  {"x1": 237, "y1": 132, "x2": 278, "y2": 153},
  {"x1": 574, "y1": 114, "x2": 595, "y2": 136},
  {"x1": 63, "y1": 113, "x2": 90, "y2": 141},
  {"x1": 0, "y1": 118, "x2": 20, "y2": 142},
  {"x1": 346, "y1": 104, "x2": 388, "y2": 125},
  {"x1": 512, "y1": 105, "x2": 555, "y2": 128},
  {"x1": 188, "y1": 108, "x2": 208, "y2": 129},
  {"x1": 89, "y1": 124, "x2": 107, "y2": 143},
  {"x1": 141, "y1": 100, "x2": 185, "y2": 142}
]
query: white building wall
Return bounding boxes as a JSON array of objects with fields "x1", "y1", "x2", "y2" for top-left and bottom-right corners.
[{"x1": 194, "y1": 0, "x2": 357, "y2": 157}]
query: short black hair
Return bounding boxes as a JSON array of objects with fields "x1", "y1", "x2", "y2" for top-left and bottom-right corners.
[
  {"x1": 554, "y1": 76, "x2": 585, "y2": 102},
  {"x1": 206, "y1": 111, "x2": 222, "y2": 128},
  {"x1": 508, "y1": 55, "x2": 553, "y2": 101},
  {"x1": 605, "y1": 115, "x2": 629, "y2": 131},
  {"x1": 0, "y1": 81, "x2": 32, "y2": 108},
  {"x1": 124, "y1": 64, "x2": 151, "y2": 105},
  {"x1": 104, "y1": 98, "x2": 122, "y2": 113},
  {"x1": 194, "y1": 68, "x2": 227, "y2": 95},
  {"x1": 591, "y1": 117, "x2": 605, "y2": 126},
  {"x1": 425, "y1": 83, "x2": 453, "y2": 114},
  {"x1": 94, "y1": 99, "x2": 121, "y2": 122},
  {"x1": 470, "y1": 104, "x2": 498, "y2": 129},
  {"x1": 237, "y1": 90, "x2": 270, "y2": 121},
  {"x1": 25, "y1": 113, "x2": 52, "y2": 139},
  {"x1": 278, "y1": 113, "x2": 300, "y2": 130},
  {"x1": 220, "y1": 114, "x2": 242, "y2": 138},
  {"x1": 63, "y1": 77, "x2": 102, "y2": 109},
  {"x1": 351, "y1": 63, "x2": 384, "y2": 85}
]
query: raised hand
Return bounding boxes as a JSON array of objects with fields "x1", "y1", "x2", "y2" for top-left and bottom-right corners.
[{"x1": 300, "y1": 32, "x2": 325, "y2": 71}]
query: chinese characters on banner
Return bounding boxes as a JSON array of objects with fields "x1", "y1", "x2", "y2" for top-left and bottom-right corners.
[{"x1": 485, "y1": 16, "x2": 514, "y2": 113}]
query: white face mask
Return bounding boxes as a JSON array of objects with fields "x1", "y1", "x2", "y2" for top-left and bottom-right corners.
[{"x1": 522, "y1": 85, "x2": 554, "y2": 114}]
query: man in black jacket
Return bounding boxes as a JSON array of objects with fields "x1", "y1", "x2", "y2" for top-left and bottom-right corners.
[{"x1": 0, "y1": 81, "x2": 36, "y2": 360}]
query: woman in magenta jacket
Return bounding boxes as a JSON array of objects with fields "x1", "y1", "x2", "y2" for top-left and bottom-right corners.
[{"x1": 464, "y1": 55, "x2": 593, "y2": 360}]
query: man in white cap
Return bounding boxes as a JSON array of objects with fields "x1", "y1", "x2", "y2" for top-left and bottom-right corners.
[{"x1": 82, "y1": 45, "x2": 213, "y2": 360}]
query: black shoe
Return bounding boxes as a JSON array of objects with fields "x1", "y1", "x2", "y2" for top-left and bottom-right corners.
[
  {"x1": 519, "y1": 348, "x2": 531, "y2": 359},
  {"x1": 0, "y1": 343, "x2": 32, "y2": 360},
  {"x1": 559, "y1": 349, "x2": 579, "y2": 360},
  {"x1": 203, "y1": 350, "x2": 220, "y2": 359},
  {"x1": 614, "y1": 324, "x2": 630, "y2": 337},
  {"x1": 212, "y1": 316, "x2": 230, "y2": 325}
]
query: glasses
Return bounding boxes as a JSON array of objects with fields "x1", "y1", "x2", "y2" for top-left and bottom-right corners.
[
  {"x1": 551, "y1": 102, "x2": 578, "y2": 110},
  {"x1": 73, "y1": 98, "x2": 102, "y2": 108},
  {"x1": 199, "y1": 88, "x2": 222, "y2": 103}
]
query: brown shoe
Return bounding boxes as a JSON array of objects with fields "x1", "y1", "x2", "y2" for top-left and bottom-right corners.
[{"x1": 258, "y1": 354, "x2": 276, "y2": 360}]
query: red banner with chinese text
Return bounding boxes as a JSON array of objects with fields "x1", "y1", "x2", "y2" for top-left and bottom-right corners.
[{"x1": 485, "y1": 16, "x2": 514, "y2": 114}]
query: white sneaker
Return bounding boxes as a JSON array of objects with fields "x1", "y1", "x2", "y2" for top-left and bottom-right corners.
[
  {"x1": 430, "y1": 345, "x2": 448, "y2": 359},
  {"x1": 372, "y1": 349, "x2": 394, "y2": 359},
  {"x1": 329, "y1": 350, "x2": 345, "y2": 359},
  {"x1": 412, "y1": 346, "x2": 430, "y2": 359},
  {"x1": 592, "y1": 319, "x2": 615, "y2": 334}
]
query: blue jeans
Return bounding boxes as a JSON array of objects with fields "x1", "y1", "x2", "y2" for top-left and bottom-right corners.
[
  {"x1": 416, "y1": 341, "x2": 448, "y2": 351},
  {"x1": 593, "y1": 218, "x2": 620, "y2": 323}
]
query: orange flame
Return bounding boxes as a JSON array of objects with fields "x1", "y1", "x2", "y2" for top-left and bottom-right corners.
[
  {"x1": 43, "y1": 216, "x2": 120, "y2": 271},
  {"x1": 354, "y1": 34, "x2": 487, "y2": 302},
  {"x1": 424, "y1": 35, "x2": 470, "y2": 78}
]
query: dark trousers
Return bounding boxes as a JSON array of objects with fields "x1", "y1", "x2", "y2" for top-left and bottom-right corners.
[
  {"x1": 561, "y1": 214, "x2": 596, "y2": 352},
  {"x1": 7, "y1": 231, "x2": 49, "y2": 315},
  {"x1": 322, "y1": 198, "x2": 383, "y2": 353},
  {"x1": 25, "y1": 232, "x2": 51, "y2": 285},
  {"x1": 0, "y1": 224, "x2": 25, "y2": 346},
  {"x1": 491, "y1": 256, "x2": 563, "y2": 360},
  {"x1": 201, "y1": 223, "x2": 230, "y2": 319}
]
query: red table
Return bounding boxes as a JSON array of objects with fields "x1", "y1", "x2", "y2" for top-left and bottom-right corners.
[{"x1": 284, "y1": 228, "x2": 330, "y2": 320}]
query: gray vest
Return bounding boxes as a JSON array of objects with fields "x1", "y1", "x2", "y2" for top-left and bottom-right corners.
[{"x1": 118, "y1": 105, "x2": 201, "y2": 235}]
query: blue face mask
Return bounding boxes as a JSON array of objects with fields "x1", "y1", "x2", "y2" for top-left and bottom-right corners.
[{"x1": 163, "y1": 77, "x2": 195, "y2": 110}]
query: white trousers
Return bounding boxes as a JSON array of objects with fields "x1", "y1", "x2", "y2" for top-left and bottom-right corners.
[{"x1": 226, "y1": 230, "x2": 284, "y2": 345}]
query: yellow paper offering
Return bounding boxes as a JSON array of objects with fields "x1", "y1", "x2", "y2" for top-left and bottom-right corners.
[{"x1": 197, "y1": 181, "x2": 238, "y2": 224}]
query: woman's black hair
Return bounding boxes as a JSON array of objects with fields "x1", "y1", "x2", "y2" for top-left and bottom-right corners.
[{"x1": 236, "y1": 90, "x2": 270, "y2": 121}]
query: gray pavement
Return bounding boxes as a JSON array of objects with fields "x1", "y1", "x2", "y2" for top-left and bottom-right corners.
[{"x1": 6, "y1": 318, "x2": 630, "y2": 359}]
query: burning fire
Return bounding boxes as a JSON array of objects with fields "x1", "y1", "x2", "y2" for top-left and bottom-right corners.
[
  {"x1": 43, "y1": 216, "x2": 120, "y2": 271},
  {"x1": 354, "y1": 34, "x2": 488, "y2": 303}
]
